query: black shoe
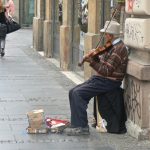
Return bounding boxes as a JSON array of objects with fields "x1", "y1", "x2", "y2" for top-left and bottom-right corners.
[
  {"x1": 119, "y1": 127, "x2": 127, "y2": 134},
  {"x1": 63, "y1": 126, "x2": 90, "y2": 136},
  {"x1": 1, "y1": 49, "x2": 5, "y2": 57}
]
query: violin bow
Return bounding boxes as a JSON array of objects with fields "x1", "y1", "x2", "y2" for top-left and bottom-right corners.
[
  {"x1": 78, "y1": 5, "x2": 120, "y2": 67},
  {"x1": 95, "y1": 6, "x2": 120, "y2": 49}
]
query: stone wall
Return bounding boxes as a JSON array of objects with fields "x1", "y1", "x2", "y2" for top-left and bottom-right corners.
[{"x1": 124, "y1": 0, "x2": 150, "y2": 140}]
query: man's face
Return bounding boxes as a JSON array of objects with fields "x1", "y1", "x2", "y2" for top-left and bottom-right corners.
[{"x1": 105, "y1": 33, "x2": 113, "y2": 42}]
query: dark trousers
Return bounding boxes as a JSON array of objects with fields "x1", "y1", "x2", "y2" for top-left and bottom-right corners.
[
  {"x1": 94, "y1": 88, "x2": 127, "y2": 133},
  {"x1": 0, "y1": 38, "x2": 6, "y2": 50},
  {"x1": 69, "y1": 75, "x2": 121, "y2": 127}
]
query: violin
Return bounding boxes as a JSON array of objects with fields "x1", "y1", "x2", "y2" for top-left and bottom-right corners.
[{"x1": 78, "y1": 41, "x2": 112, "y2": 67}]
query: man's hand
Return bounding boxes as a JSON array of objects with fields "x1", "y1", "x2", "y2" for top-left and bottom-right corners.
[
  {"x1": 83, "y1": 49, "x2": 95, "y2": 63},
  {"x1": 84, "y1": 56, "x2": 94, "y2": 63}
]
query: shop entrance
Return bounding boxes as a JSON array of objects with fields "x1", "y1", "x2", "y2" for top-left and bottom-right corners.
[{"x1": 19, "y1": 0, "x2": 34, "y2": 26}]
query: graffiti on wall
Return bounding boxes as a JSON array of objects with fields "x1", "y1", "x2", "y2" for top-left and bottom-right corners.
[
  {"x1": 125, "y1": 21, "x2": 144, "y2": 45},
  {"x1": 127, "y1": 0, "x2": 142, "y2": 11},
  {"x1": 127, "y1": 0, "x2": 135, "y2": 11},
  {"x1": 124, "y1": 78, "x2": 141, "y2": 124}
]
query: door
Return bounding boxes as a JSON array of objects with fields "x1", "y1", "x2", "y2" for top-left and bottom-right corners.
[{"x1": 52, "y1": 0, "x2": 61, "y2": 60}]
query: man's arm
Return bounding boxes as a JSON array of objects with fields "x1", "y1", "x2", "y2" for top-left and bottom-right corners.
[{"x1": 89, "y1": 44, "x2": 128, "y2": 77}]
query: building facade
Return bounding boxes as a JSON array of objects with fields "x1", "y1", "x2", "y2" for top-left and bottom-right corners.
[{"x1": 33, "y1": 0, "x2": 150, "y2": 140}]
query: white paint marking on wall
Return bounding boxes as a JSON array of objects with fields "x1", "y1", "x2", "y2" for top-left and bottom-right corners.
[
  {"x1": 61, "y1": 71, "x2": 84, "y2": 85},
  {"x1": 38, "y1": 52, "x2": 44, "y2": 56}
]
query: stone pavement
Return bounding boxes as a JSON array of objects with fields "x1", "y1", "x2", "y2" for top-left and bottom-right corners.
[{"x1": 0, "y1": 29, "x2": 150, "y2": 150}]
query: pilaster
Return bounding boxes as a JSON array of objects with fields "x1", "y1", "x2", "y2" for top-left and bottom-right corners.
[
  {"x1": 33, "y1": 0, "x2": 45, "y2": 51},
  {"x1": 60, "y1": 0, "x2": 73, "y2": 70},
  {"x1": 43, "y1": 0, "x2": 53, "y2": 57},
  {"x1": 84, "y1": 0, "x2": 101, "y2": 80}
]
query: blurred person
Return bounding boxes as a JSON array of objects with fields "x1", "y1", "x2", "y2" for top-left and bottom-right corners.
[
  {"x1": 0, "y1": 0, "x2": 7, "y2": 57},
  {"x1": 5, "y1": 0, "x2": 15, "y2": 18}
]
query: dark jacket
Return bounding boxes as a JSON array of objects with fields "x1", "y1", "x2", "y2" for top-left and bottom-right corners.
[
  {"x1": 0, "y1": 8, "x2": 6, "y2": 24},
  {"x1": 0, "y1": 8, "x2": 7, "y2": 38}
]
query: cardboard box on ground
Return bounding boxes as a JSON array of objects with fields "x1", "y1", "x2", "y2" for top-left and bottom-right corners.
[
  {"x1": 26, "y1": 109, "x2": 48, "y2": 134},
  {"x1": 26, "y1": 109, "x2": 70, "y2": 134}
]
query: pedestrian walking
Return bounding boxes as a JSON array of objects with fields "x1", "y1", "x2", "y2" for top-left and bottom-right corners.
[
  {"x1": 0, "y1": 0, "x2": 18, "y2": 57},
  {"x1": 5, "y1": 0, "x2": 15, "y2": 18},
  {"x1": 0, "y1": 0, "x2": 7, "y2": 57},
  {"x1": 64, "y1": 20, "x2": 129, "y2": 136}
]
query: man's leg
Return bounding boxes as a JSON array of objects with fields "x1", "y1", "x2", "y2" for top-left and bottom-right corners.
[
  {"x1": 65, "y1": 76, "x2": 121, "y2": 135},
  {"x1": 70, "y1": 76, "x2": 121, "y2": 127},
  {"x1": 0, "y1": 38, "x2": 6, "y2": 57},
  {"x1": 69, "y1": 80, "x2": 91, "y2": 128},
  {"x1": 0, "y1": 39, "x2": 1, "y2": 54}
]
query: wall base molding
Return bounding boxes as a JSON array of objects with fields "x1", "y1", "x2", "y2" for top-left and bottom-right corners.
[{"x1": 126, "y1": 120, "x2": 150, "y2": 140}]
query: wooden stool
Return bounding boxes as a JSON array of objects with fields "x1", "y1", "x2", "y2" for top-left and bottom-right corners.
[{"x1": 96, "y1": 96, "x2": 107, "y2": 132}]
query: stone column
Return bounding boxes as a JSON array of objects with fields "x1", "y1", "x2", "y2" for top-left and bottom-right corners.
[
  {"x1": 124, "y1": 0, "x2": 150, "y2": 140},
  {"x1": 33, "y1": 0, "x2": 37, "y2": 49},
  {"x1": 60, "y1": 0, "x2": 73, "y2": 70},
  {"x1": 43, "y1": 0, "x2": 53, "y2": 57},
  {"x1": 33, "y1": 0, "x2": 45, "y2": 51},
  {"x1": 72, "y1": 0, "x2": 80, "y2": 69},
  {"x1": 84, "y1": 0, "x2": 102, "y2": 80}
]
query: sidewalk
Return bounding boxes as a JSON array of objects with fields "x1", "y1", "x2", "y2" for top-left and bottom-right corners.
[{"x1": 0, "y1": 29, "x2": 150, "y2": 150}]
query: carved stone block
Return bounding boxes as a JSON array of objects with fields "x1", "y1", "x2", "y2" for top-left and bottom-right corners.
[{"x1": 124, "y1": 18, "x2": 150, "y2": 49}]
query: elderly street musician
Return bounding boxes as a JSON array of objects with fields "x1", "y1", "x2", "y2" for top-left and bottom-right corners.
[{"x1": 64, "y1": 20, "x2": 129, "y2": 136}]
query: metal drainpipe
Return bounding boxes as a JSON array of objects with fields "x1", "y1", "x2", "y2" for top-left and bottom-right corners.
[
  {"x1": 51, "y1": 0, "x2": 55, "y2": 57},
  {"x1": 100, "y1": 0, "x2": 105, "y2": 45},
  {"x1": 101, "y1": 0, "x2": 105, "y2": 28},
  {"x1": 70, "y1": 0, "x2": 75, "y2": 70}
]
